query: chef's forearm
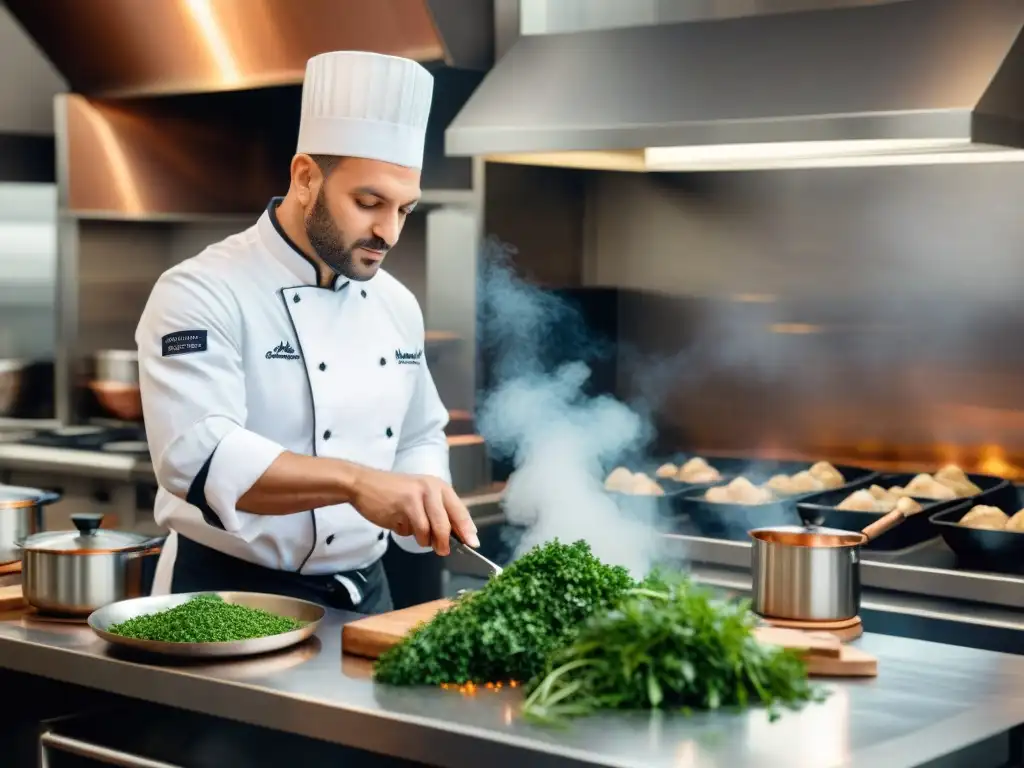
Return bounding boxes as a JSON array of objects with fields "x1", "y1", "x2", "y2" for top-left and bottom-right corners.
[{"x1": 236, "y1": 452, "x2": 361, "y2": 515}]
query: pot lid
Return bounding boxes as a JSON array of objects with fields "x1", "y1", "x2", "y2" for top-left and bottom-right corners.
[
  {"x1": 0, "y1": 485, "x2": 60, "y2": 509},
  {"x1": 21, "y1": 513, "x2": 151, "y2": 553}
]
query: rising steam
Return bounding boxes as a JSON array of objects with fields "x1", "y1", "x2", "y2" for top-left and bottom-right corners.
[{"x1": 476, "y1": 238, "x2": 659, "y2": 577}]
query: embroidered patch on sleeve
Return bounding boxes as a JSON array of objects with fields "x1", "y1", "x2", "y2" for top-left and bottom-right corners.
[{"x1": 162, "y1": 330, "x2": 208, "y2": 357}]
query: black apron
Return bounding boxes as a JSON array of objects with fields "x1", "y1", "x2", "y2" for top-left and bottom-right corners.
[{"x1": 171, "y1": 535, "x2": 394, "y2": 615}]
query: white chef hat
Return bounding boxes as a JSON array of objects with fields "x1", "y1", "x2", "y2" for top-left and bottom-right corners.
[{"x1": 296, "y1": 51, "x2": 435, "y2": 170}]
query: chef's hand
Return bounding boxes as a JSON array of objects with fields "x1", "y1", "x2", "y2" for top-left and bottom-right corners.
[{"x1": 348, "y1": 467, "x2": 478, "y2": 556}]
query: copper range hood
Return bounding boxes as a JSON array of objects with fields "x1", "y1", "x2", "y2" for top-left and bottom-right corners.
[{"x1": 5, "y1": 0, "x2": 493, "y2": 98}]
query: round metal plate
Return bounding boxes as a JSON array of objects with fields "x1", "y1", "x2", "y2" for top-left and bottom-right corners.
[{"x1": 88, "y1": 591, "x2": 325, "y2": 658}]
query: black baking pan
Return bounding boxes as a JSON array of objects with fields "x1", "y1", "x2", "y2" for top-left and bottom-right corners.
[
  {"x1": 929, "y1": 493, "x2": 1024, "y2": 575},
  {"x1": 606, "y1": 483, "x2": 691, "y2": 520},
  {"x1": 911, "y1": 471, "x2": 1017, "y2": 513},
  {"x1": 613, "y1": 454, "x2": 739, "y2": 495},
  {"x1": 798, "y1": 471, "x2": 1010, "y2": 551},
  {"x1": 796, "y1": 482, "x2": 940, "y2": 551},
  {"x1": 604, "y1": 454, "x2": 736, "y2": 519},
  {"x1": 678, "y1": 460, "x2": 878, "y2": 541}
]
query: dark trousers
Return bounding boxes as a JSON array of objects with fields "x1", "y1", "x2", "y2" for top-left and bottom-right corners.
[{"x1": 171, "y1": 535, "x2": 394, "y2": 615}]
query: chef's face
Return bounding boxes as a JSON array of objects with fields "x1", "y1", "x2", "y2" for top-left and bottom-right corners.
[{"x1": 304, "y1": 156, "x2": 421, "y2": 281}]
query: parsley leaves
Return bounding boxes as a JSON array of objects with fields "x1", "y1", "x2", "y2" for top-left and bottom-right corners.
[
  {"x1": 373, "y1": 539, "x2": 632, "y2": 686},
  {"x1": 373, "y1": 543, "x2": 823, "y2": 726},
  {"x1": 522, "y1": 572, "x2": 826, "y2": 724}
]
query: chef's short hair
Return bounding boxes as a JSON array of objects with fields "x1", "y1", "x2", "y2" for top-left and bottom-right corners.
[{"x1": 309, "y1": 154, "x2": 343, "y2": 178}]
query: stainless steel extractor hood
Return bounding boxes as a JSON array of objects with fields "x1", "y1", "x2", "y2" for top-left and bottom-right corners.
[
  {"x1": 4, "y1": 0, "x2": 493, "y2": 98},
  {"x1": 446, "y1": 0, "x2": 1024, "y2": 171}
]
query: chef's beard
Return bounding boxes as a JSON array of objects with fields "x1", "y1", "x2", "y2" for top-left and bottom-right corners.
[{"x1": 305, "y1": 188, "x2": 389, "y2": 281}]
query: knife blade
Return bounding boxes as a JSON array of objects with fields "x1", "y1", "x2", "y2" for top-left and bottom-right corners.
[{"x1": 450, "y1": 535, "x2": 503, "y2": 576}]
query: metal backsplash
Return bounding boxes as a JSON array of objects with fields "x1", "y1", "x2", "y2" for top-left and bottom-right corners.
[{"x1": 582, "y1": 163, "x2": 1024, "y2": 476}]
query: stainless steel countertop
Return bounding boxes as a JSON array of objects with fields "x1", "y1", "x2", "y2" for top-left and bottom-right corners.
[{"x1": 1, "y1": 610, "x2": 1024, "y2": 768}]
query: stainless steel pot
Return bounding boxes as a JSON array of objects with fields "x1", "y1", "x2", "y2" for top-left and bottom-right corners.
[
  {"x1": 94, "y1": 350, "x2": 138, "y2": 385},
  {"x1": 0, "y1": 485, "x2": 59, "y2": 565},
  {"x1": 20, "y1": 513, "x2": 164, "y2": 615},
  {"x1": 749, "y1": 508, "x2": 907, "y2": 622}
]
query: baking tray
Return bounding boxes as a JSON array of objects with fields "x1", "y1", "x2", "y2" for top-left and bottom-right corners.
[
  {"x1": 930, "y1": 493, "x2": 1024, "y2": 576},
  {"x1": 604, "y1": 453, "x2": 728, "y2": 518},
  {"x1": 606, "y1": 484, "x2": 692, "y2": 519},
  {"x1": 679, "y1": 460, "x2": 878, "y2": 541},
  {"x1": 89, "y1": 591, "x2": 324, "y2": 658},
  {"x1": 796, "y1": 483, "x2": 940, "y2": 551}
]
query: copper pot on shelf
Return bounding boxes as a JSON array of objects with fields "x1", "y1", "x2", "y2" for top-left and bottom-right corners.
[
  {"x1": 89, "y1": 350, "x2": 141, "y2": 422},
  {"x1": 0, "y1": 359, "x2": 27, "y2": 416}
]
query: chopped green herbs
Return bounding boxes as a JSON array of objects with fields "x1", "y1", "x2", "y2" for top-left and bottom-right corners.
[
  {"x1": 373, "y1": 540, "x2": 634, "y2": 686},
  {"x1": 106, "y1": 594, "x2": 305, "y2": 643},
  {"x1": 373, "y1": 544, "x2": 823, "y2": 725},
  {"x1": 522, "y1": 572, "x2": 826, "y2": 724}
]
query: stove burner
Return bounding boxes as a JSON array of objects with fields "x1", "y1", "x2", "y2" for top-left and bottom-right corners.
[{"x1": 100, "y1": 441, "x2": 150, "y2": 455}]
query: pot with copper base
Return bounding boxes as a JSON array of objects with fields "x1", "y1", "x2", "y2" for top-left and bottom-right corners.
[
  {"x1": 19, "y1": 513, "x2": 164, "y2": 616},
  {"x1": 749, "y1": 504, "x2": 919, "y2": 633},
  {"x1": 0, "y1": 485, "x2": 60, "y2": 566}
]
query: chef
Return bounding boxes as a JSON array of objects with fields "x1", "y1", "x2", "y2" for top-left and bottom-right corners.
[{"x1": 136, "y1": 50, "x2": 478, "y2": 614}]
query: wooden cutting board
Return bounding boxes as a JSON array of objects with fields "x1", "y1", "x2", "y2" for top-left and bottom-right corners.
[
  {"x1": 342, "y1": 599, "x2": 878, "y2": 677},
  {"x1": 342, "y1": 599, "x2": 453, "y2": 659},
  {"x1": 0, "y1": 584, "x2": 25, "y2": 612}
]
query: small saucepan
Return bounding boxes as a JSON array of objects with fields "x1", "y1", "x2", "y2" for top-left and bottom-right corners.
[
  {"x1": 749, "y1": 508, "x2": 908, "y2": 622},
  {"x1": 0, "y1": 485, "x2": 61, "y2": 565},
  {"x1": 19, "y1": 513, "x2": 164, "y2": 615}
]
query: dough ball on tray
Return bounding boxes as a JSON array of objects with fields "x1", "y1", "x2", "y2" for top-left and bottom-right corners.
[
  {"x1": 789, "y1": 470, "x2": 825, "y2": 494},
  {"x1": 904, "y1": 473, "x2": 958, "y2": 501},
  {"x1": 604, "y1": 467, "x2": 664, "y2": 496},
  {"x1": 809, "y1": 461, "x2": 846, "y2": 490},
  {"x1": 676, "y1": 457, "x2": 723, "y2": 484},
  {"x1": 630, "y1": 473, "x2": 665, "y2": 496},
  {"x1": 704, "y1": 476, "x2": 773, "y2": 505},
  {"x1": 604, "y1": 466, "x2": 635, "y2": 493},
  {"x1": 959, "y1": 505, "x2": 1009, "y2": 531},
  {"x1": 895, "y1": 496, "x2": 923, "y2": 516},
  {"x1": 765, "y1": 474, "x2": 797, "y2": 497},
  {"x1": 836, "y1": 489, "x2": 879, "y2": 512},
  {"x1": 934, "y1": 464, "x2": 983, "y2": 498}
]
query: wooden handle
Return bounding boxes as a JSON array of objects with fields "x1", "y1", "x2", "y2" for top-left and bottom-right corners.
[{"x1": 861, "y1": 507, "x2": 906, "y2": 542}]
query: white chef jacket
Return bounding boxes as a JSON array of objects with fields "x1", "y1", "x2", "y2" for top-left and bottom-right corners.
[{"x1": 137, "y1": 199, "x2": 449, "y2": 581}]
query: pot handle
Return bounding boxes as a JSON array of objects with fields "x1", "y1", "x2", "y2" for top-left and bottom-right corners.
[
  {"x1": 34, "y1": 489, "x2": 61, "y2": 505},
  {"x1": 132, "y1": 535, "x2": 167, "y2": 558},
  {"x1": 861, "y1": 508, "x2": 906, "y2": 542}
]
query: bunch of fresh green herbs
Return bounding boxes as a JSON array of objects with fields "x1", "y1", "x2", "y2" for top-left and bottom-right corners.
[
  {"x1": 521, "y1": 572, "x2": 827, "y2": 724},
  {"x1": 107, "y1": 594, "x2": 305, "y2": 643},
  {"x1": 373, "y1": 539, "x2": 634, "y2": 686}
]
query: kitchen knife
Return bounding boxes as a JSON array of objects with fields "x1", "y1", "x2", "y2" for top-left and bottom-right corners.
[{"x1": 450, "y1": 534, "x2": 503, "y2": 577}]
